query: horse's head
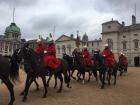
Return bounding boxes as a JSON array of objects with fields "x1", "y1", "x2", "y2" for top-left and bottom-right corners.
[
  {"x1": 63, "y1": 53, "x2": 69, "y2": 60},
  {"x1": 17, "y1": 47, "x2": 32, "y2": 61}
]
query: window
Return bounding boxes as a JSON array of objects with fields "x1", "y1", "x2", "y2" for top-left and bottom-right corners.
[
  {"x1": 67, "y1": 44, "x2": 71, "y2": 55},
  {"x1": 133, "y1": 39, "x2": 139, "y2": 49},
  {"x1": 87, "y1": 42, "x2": 88, "y2": 46},
  {"x1": 92, "y1": 42, "x2": 94, "y2": 46},
  {"x1": 123, "y1": 36, "x2": 126, "y2": 38},
  {"x1": 122, "y1": 41, "x2": 127, "y2": 50},
  {"x1": 97, "y1": 42, "x2": 99, "y2": 46},
  {"x1": 108, "y1": 25, "x2": 111, "y2": 29},
  {"x1": 5, "y1": 44, "x2": 8, "y2": 53},
  {"x1": 9, "y1": 43, "x2": 12, "y2": 52},
  {"x1": 134, "y1": 34, "x2": 138, "y2": 36},
  {"x1": 57, "y1": 45, "x2": 60, "y2": 54},
  {"x1": 106, "y1": 39, "x2": 113, "y2": 49},
  {"x1": 62, "y1": 45, "x2": 66, "y2": 53}
]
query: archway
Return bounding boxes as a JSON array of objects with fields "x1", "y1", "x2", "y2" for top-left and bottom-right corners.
[{"x1": 134, "y1": 56, "x2": 140, "y2": 67}]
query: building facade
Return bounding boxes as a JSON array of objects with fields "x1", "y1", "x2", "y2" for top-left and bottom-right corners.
[
  {"x1": 102, "y1": 15, "x2": 140, "y2": 66},
  {"x1": 55, "y1": 34, "x2": 102, "y2": 58},
  {"x1": 55, "y1": 15, "x2": 140, "y2": 66},
  {"x1": 0, "y1": 22, "x2": 24, "y2": 56}
]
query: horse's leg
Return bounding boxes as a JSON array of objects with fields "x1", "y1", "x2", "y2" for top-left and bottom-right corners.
[
  {"x1": 22, "y1": 76, "x2": 35, "y2": 102},
  {"x1": 108, "y1": 69, "x2": 111, "y2": 85},
  {"x1": 34, "y1": 78, "x2": 39, "y2": 91},
  {"x1": 54, "y1": 75, "x2": 57, "y2": 88},
  {"x1": 20, "y1": 74, "x2": 30, "y2": 96},
  {"x1": 82, "y1": 72, "x2": 85, "y2": 85},
  {"x1": 2, "y1": 77, "x2": 15, "y2": 105},
  {"x1": 101, "y1": 70, "x2": 106, "y2": 89},
  {"x1": 71, "y1": 69, "x2": 76, "y2": 80},
  {"x1": 57, "y1": 73, "x2": 63, "y2": 93},
  {"x1": 77, "y1": 71, "x2": 82, "y2": 81},
  {"x1": 46, "y1": 73, "x2": 53, "y2": 87},
  {"x1": 41, "y1": 76, "x2": 47, "y2": 98},
  {"x1": 87, "y1": 71, "x2": 91, "y2": 82},
  {"x1": 113, "y1": 69, "x2": 117, "y2": 85},
  {"x1": 92, "y1": 68, "x2": 98, "y2": 82}
]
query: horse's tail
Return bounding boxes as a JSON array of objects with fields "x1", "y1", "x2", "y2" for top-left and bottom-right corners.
[
  {"x1": 9, "y1": 58, "x2": 20, "y2": 83},
  {"x1": 61, "y1": 59, "x2": 71, "y2": 85}
]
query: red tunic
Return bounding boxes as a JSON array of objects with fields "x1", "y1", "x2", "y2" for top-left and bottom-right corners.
[
  {"x1": 44, "y1": 43, "x2": 61, "y2": 69},
  {"x1": 101, "y1": 48, "x2": 115, "y2": 67},
  {"x1": 82, "y1": 48, "x2": 93, "y2": 66},
  {"x1": 36, "y1": 43, "x2": 45, "y2": 55},
  {"x1": 119, "y1": 55, "x2": 128, "y2": 65}
]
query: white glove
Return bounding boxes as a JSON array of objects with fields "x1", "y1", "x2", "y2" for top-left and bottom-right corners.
[{"x1": 44, "y1": 50, "x2": 47, "y2": 54}]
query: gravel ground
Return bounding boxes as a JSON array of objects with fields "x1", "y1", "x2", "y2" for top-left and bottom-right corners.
[{"x1": 0, "y1": 67, "x2": 140, "y2": 105}]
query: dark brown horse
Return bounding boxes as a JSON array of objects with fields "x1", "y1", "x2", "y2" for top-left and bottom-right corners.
[
  {"x1": 0, "y1": 50, "x2": 20, "y2": 105},
  {"x1": 16, "y1": 46, "x2": 71, "y2": 102}
]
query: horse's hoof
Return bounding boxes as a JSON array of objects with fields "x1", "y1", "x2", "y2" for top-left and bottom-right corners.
[
  {"x1": 36, "y1": 88, "x2": 39, "y2": 91},
  {"x1": 101, "y1": 86, "x2": 104, "y2": 89},
  {"x1": 22, "y1": 97, "x2": 27, "y2": 102},
  {"x1": 54, "y1": 86, "x2": 57, "y2": 88},
  {"x1": 8, "y1": 102, "x2": 13, "y2": 105},
  {"x1": 20, "y1": 91, "x2": 24, "y2": 96},
  {"x1": 82, "y1": 80, "x2": 85, "y2": 85},
  {"x1": 42, "y1": 95, "x2": 47, "y2": 98},
  {"x1": 57, "y1": 90, "x2": 62, "y2": 93},
  {"x1": 46, "y1": 84, "x2": 49, "y2": 87}
]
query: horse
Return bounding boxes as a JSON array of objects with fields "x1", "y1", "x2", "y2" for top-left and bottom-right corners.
[
  {"x1": 72, "y1": 53, "x2": 97, "y2": 84},
  {"x1": 117, "y1": 62, "x2": 128, "y2": 76},
  {"x1": 92, "y1": 53, "x2": 107, "y2": 89},
  {"x1": 11, "y1": 49, "x2": 39, "y2": 95},
  {"x1": 16, "y1": 46, "x2": 71, "y2": 102},
  {"x1": 92, "y1": 52, "x2": 117, "y2": 89},
  {"x1": 0, "y1": 51, "x2": 20, "y2": 105},
  {"x1": 63, "y1": 53, "x2": 79, "y2": 80}
]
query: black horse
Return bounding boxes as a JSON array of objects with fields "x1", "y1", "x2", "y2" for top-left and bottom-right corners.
[
  {"x1": 117, "y1": 62, "x2": 128, "y2": 76},
  {"x1": 92, "y1": 52, "x2": 117, "y2": 89},
  {"x1": 63, "y1": 53, "x2": 79, "y2": 80},
  {"x1": 72, "y1": 53, "x2": 97, "y2": 84},
  {"x1": 92, "y1": 52, "x2": 106, "y2": 89},
  {"x1": 0, "y1": 51, "x2": 20, "y2": 105},
  {"x1": 16, "y1": 46, "x2": 71, "y2": 102}
]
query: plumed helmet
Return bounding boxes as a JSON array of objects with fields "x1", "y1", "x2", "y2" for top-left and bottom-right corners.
[
  {"x1": 83, "y1": 45, "x2": 87, "y2": 48},
  {"x1": 37, "y1": 38, "x2": 41, "y2": 42},
  {"x1": 104, "y1": 43, "x2": 108, "y2": 47}
]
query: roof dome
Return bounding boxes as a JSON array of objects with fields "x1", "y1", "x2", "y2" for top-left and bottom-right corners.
[
  {"x1": 82, "y1": 33, "x2": 88, "y2": 42},
  {"x1": 5, "y1": 23, "x2": 21, "y2": 34}
]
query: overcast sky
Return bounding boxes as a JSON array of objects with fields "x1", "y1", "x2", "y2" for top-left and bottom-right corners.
[{"x1": 0, "y1": 0, "x2": 140, "y2": 40}]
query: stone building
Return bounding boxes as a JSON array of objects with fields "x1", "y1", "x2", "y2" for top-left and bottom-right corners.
[
  {"x1": 102, "y1": 15, "x2": 140, "y2": 66},
  {"x1": 0, "y1": 22, "x2": 24, "y2": 56},
  {"x1": 55, "y1": 34, "x2": 102, "y2": 58}
]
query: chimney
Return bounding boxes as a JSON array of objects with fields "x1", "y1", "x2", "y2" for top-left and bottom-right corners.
[
  {"x1": 122, "y1": 21, "x2": 125, "y2": 26},
  {"x1": 132, "y1": 15, "x2": 136, "y2": 25}
]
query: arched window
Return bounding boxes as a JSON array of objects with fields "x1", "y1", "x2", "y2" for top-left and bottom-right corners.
[
  {"x1": 57, "y1": 45, "x2": 60, "y2": 54},
  {"x1": 122, "y1": 41, "x2": 127, "y2": 50},
  {"x1": 133, "y1": 39, "x2": 139, "y2": 49},
  {"x1": 106, "y1": 39, "x2": 113, "y2": 49}
]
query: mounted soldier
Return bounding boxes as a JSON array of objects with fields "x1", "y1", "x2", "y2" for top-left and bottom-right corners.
[
  {"x1": 36, "y1": 36, "x2": 45, "y2": 59},
  {"x1": 118, "y1": 52, "x2": 128, "y2": 73},
  {"x1": 101, "y1": 43, "x2": 116, "y2": 67},
  {"x1": 43, "y1": 33, "x2": 61, "y2": 70},
  {"x1": 81, "y1": 45, "x2": 93, "y2": 66}
]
